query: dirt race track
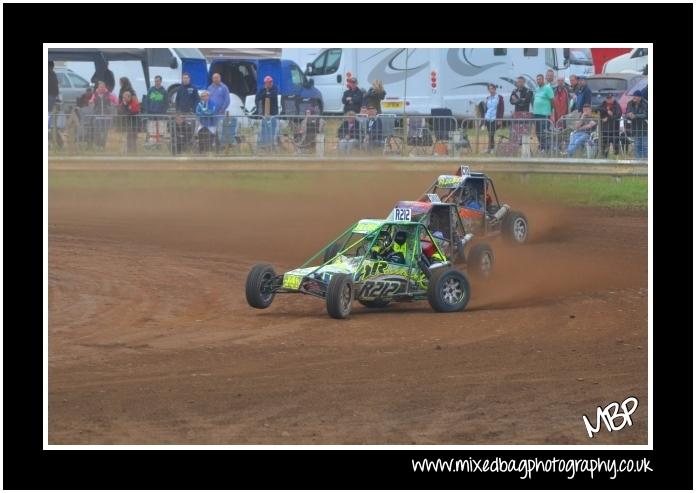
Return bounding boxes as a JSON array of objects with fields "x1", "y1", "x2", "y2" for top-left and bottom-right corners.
[{"x1": 48, "y1": 163, "x2": 648, "y2": 445}]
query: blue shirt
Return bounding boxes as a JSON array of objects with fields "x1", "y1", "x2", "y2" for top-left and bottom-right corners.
[
  {"x1": 485, "y1": 94, "x2": 499, "y2": 121},
  {"x1": 207, "y1": 82, "x2": 230, "y2": 114}
]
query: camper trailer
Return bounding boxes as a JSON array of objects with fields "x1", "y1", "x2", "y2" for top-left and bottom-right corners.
[{"x1": 303, "y1": 48, "x2": 594, "y2": 117}]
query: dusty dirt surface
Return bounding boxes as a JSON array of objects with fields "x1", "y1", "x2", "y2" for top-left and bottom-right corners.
[{"x1": 48, "y1": 166, "x2": 648, "y2": 444}]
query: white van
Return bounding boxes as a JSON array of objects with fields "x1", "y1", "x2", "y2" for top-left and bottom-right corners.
[
  {"x1": 66, "y1": 48, "x2": 208, "y2": 102},
  {"x1": 602, "y1": 48, "x2": 648, "y2": 75},
  {"x1": 304, "y1": 48, "x2": 594, "y2": 117}
]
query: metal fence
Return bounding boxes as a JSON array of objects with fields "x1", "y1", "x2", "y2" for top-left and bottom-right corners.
[{"x1": 48, "y1": 108, "x2": 648, "y2": 161}]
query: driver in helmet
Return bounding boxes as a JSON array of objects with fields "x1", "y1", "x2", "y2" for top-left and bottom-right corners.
[
  {"x1": 371, "y1": 230, "x2": 408, "y2": 264},
  {"x1": 462, "y1": 183, "x2": 483, "y2": 210}
]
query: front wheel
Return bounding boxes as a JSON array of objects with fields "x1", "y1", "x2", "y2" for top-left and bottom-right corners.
[
  {"x1": 467, "y1": 243, "x2": 494, "y2": 280},
  {"x1": 245, "y1": 263, "x2": 276, "y2": 309},
  {"x1": 503, "y1": 211, "x2": 529, "y2": 245},
  {"x1": 427, "y1": 268, "x2": 471, "y2": 313},
  {"x1": 326, "y1": 274, "x2": 353, "y2": 319}
]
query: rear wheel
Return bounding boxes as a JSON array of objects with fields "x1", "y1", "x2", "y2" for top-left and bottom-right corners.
[
  {"x1": 245, "y1": 264, "x2": 276, "y2": 309},
  {"x1": 326, "y1": 274, "x2": 353, "y2": 319},
  {"x1": 358, "y1": 299, "x2": 390, "y2": 309},
  {"x1": 427, "y1": 268, "x2": 470, "y2": 313},
  {"x1": 467, "y1": 243, "x2": 494, "y2": 280},
  {"x1": 503, "y1": 211, "x2": 529, "y2": 245}
]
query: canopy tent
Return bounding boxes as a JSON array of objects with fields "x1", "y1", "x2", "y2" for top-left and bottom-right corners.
[{"x1": 48, "y1": 48, "x2": 150, "y2": 89}]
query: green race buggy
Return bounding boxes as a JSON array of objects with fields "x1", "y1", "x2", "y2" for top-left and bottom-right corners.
[{"x1": 245, "y1": 219, "x2": 472, "y2": 319}]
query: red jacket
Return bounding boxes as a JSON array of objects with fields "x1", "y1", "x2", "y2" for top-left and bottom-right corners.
[{"x1": 551, "y1": 87, "x2": 569, "y2": 125}]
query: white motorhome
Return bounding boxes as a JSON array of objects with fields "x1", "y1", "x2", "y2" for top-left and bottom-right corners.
[
  {"x1": 602, "y1": 48, "x2": 648, "y2": 75},
  {"x1": 66, "y1": 48, "x2": 208, "y2": 102},
  {"x1": 304, "y1": 48, "x2": 594, "y2": 117}
]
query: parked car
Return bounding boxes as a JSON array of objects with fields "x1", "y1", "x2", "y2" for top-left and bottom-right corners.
[
  {"x1": 586, "y1": 73, "x2": 646, "y2": 112},
  {"x1": 53, "y1": 67, "x2": 92, "y2": 111}
]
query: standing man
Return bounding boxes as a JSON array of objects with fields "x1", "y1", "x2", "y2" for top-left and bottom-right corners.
[
  {"x1": 145, "y1": 75, "x2": 169, "y2": 145},
  {"x1": 568, "y1": 74, "x2": 579, "y2": 112},
  {"x1": 342, "y1": 77, "x2": 363, "y2": 114},
  {"x1": 509, "y1": 76, "x2": 532, "y2": 113},
  {"x1": 625, "y1": 90, "x2": 648, "y2": 159},
  {"x1": 256, "y1": 75, "x2": 279, "y2": 149},
  {"x1": 175, "y1": 72, "x2": 200, "y2": 114},
  {"x1": 48, "y1": 61, "x2": 59, "y2": 112},
  {"x1": 483, "y1": 83, "x2": 504, "y2": 153},
  {"x1": 545, "y1": 69, "x2": 555, "y2": 87},
  {"x1": 208, "y1": 72, "x2": 230, "y2": 151},
  {"x1": 532, "y1": 74, "x2": 554, "y2": 154},
  {"x1": 598, "y1": 93, "x2": 622, "y2": 157},
  {"x1": 574, "y1": 75, "x2": 592, "y2": 115},
  {"x1": 551, "y1": 74, "x2": 570, "y2": 128}
]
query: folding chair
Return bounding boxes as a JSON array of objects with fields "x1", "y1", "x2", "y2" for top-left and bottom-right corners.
[
  {"x1": 407, "y1": 116, "x2": 432, "y2": 155},
  {"x1": 378, "y1": 114, "x2": 403, "y2": 155}
]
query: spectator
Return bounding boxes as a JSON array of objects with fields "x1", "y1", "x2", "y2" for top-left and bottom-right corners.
[
  {"x1": 532, "y1": 73, "x2": 554, "y2": 153},
  {"x1": 195, "y1": 90, "x2": 217, "y2": 153},
  {"x1": 342, "y1": 77, "x2": 363, "y2": 114},
  {"x1": 88, "y1": 81, "x2": 118, "y2": 149},
  {"x1": 146, "y1": 75, "x2": 168, "y2": 114},
  {"x1": 207, "y1": 72, "x2": 230, "y2": 116},
  {"x1": 175, "y1": 72, "x2": 199, "y2": 114},
  {"x1": 545, "y1": 69, "x2": 555, "y2": 86},
  {"x1": 255, "y1": 75, "x2": 279, "y2": 116},
  {"x1": 598, "y1": 93, "x2": 622, "y2": 157},
  {"x1": 625, "y1": 90, "x2": 648, "y2": 159},
  {"x1": 118, "y1": 91, "x2": 141, "y2": 154},
  {"x1": 48, "y1": 61, "x2": 59, "y2": 112},
  {"x1": 145, "y1": 75, "x2": 168, "y2": 145},
  {"x1": 574, "y1": 75, "x2": 592, "y2": 114},
  {"x1": 565, "y1": 104, "x2": 597, "y2": 157},
  {"x1": 118, "y1": 77, "x2": 137, "y2": 103},
  {"x1": 91, "y1": 61, "x2": 115, "y2": 93},
  {"x1": 296, "y1": 106, "x2": 325, "y2": 153},
  {"x1": 363, "y1": 80, "x2": 386, "y2": 114},
  {"x1": 256, "y1": 75, "x2": 279, "y2": 149},
  {"x1": 169, "y1": 114, "x2": 194, "y2": 155},
  {"x1": 568, "y1": 74, "x2": 579, "y2": 111},
  {"x1": 510, "y1": 76, "x2": 532, "y2": 112},
  {"x1": 363, "y1": 104, "x2": 383, "y2": 151},
  {"x1": 484, "y1": 83, "x2": 504, "y2": 153},
  {"x1": 551, "y1": 74, "x2": 570, "y2": 128},
  {"x1": 338, "y1": 111, "x2": 360, "y2": 154}
]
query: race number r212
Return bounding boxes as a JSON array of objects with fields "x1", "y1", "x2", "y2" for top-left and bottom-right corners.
[{"x1": 393, "y1": 208, "x2": 412, "y2": 221}]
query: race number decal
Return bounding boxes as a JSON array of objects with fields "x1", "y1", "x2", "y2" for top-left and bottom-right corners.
[
  {"x1": 282, "y1": 273, "x2": 303, "y2": 290},
  {"x1": 393, "y1": 208, "x2": 412, "y2": 221},
  {"x1": 358, "y1": 280, "x2": 402, "y2": 299}
]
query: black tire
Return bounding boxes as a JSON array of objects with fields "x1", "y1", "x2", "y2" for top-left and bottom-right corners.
[
  {"x1": 427, "y1": 268, "x2": 471, "y2": 313},
  {"x1": 323, "y1": 242, "x2": 343, "y2": 263},
  {"x1": 358, "y1": 299, "x2": 390, "y2": 309},
  {"x1": 467, "y1": 243, "x2": 494, "y2": 280},
  {"x1": 167, "y1": 84, "x2": 180, "y2": 108},
  {"x1": 503, "y1": 211, "x2": 529, "y2": 245},
  {"x1": 245, "y1": 264, "x2": 276, "y2": 309},
  {"x1": 326, "y1": 274, "x2": 353, "y2": 319}
]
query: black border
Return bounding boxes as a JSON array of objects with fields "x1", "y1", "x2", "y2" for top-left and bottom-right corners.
[{"x1": 4, "y1": 2, "x2": 692, "y2": 490}]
